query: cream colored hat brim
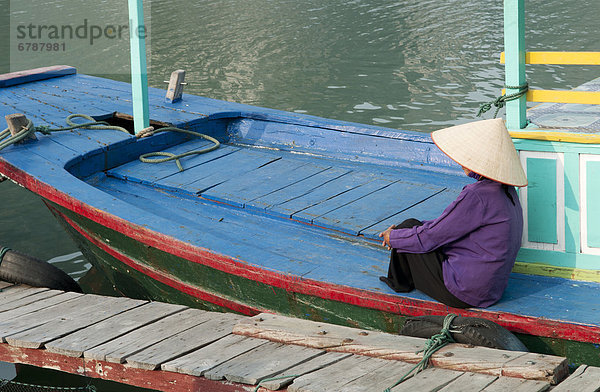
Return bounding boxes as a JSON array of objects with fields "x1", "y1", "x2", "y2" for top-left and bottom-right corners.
[{"x1": 431, "y1": 118, "x2": 528, "y2": 187}]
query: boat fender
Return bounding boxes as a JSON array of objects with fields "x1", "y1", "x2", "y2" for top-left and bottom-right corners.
[
  {"x1": 0, "y1": 248, "x2": 82, "y2": 293},
  {"x1": 400, "y1": 315, "x2": 528, "y2": 352}
]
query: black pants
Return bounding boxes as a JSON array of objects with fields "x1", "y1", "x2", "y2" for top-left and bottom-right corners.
[{"x1": 380, "y1": 219, "x2": 472, "y2": 309}]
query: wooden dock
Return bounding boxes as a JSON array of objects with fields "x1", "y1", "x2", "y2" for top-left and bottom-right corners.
[{"x1": 0, "y1": 281, "x2": 597, "y2": 392}]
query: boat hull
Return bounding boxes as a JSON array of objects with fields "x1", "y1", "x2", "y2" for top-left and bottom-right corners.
[{"x1": 44, "y1": 199, "x2": 600, "y2": 368}]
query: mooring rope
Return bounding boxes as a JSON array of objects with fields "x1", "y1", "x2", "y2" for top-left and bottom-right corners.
[
  {"x1": 0, "y1": 114, "x2": 220, "y2": 172},
  {"x1": 0, "y1": 247, "x2": 11, "y2": 268},
  {"x1": 383, "y1": 313, "x2": 459, "y2": 392},
  {"x1": 477, "y1": 83, "x2": 529, "y2": 119}
]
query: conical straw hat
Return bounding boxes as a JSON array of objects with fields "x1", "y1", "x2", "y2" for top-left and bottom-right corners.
[{"x1": 431, "y1": 118, "x2": 528, "y2": 187}]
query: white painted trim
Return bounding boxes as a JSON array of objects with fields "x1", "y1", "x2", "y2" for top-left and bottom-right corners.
[
  {"x1": 580, "y1": 154, "x2": 600, "y2": 255},
  {"x1": 519, "y1": 151, "x2": 565, "y2": 251}
]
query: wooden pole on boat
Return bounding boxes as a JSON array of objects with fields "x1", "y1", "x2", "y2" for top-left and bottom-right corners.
[
  {"x1": 128, "y1": 0, "x2": 150, "y2": 134},
  {"x1": 503, "y1": 0, "x2": 527, "y2": 130}
]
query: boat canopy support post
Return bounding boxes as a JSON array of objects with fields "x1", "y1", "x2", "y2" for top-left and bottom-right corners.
[
  {"x1": 128, "y1": 0, "x2": 150, "y2": 134},
  {"x1": 503, "y1": 0, "x2": 527, "y2": 130}
]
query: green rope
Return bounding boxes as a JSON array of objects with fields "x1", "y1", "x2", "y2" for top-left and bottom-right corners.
[
  {"x1": 0, "y1": 247, "x2": 11, "y2": 268},
  {"x1": 383, "y1": 314, "x2": 459, "y2": 392},
  {"x1": 252, "y1": 374, "x2": 300, "y2": 392},
  {"x1": 138, "y1": 127, "x2": 220, "y2": 172},
  {"x1": 0, "y1": 114, "x2": 128, "y2": 151},
  {"x1": 0, "y1": 115, "x2": 220, "y2": 172},
  {"x1": 0, "y1": 378, "x2": 96, "y2": 391},
  {"x1": 477, "y1": 83, "x2": 529, "y2": 119}
]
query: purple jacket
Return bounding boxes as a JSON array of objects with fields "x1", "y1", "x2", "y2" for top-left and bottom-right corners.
[{"x1": 388, "y1": 177, "x2": 523, "y2": 307}]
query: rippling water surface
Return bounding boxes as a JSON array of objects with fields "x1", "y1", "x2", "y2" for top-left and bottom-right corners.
[{"x1": 1, "y1": 0, "x2": 599, "y2": 387}]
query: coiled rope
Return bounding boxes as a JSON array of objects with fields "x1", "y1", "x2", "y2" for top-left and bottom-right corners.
[
  {"x1": 383, "y1": 313, "x2": 459, "y2": 392},
  {"x1": 0, "y1": 114, "x2": 219, "y2": 172},
  {"x1": 137, "y1": 127, "x2": 220, "y2": 172},
  {"x1": 477, "y1": 83, "x2": 529, "y2": 118}
]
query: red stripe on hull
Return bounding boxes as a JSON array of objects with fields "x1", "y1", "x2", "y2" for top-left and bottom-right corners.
[{"x1": 2, "y1": 160, "x2": 600, "y2": 344}]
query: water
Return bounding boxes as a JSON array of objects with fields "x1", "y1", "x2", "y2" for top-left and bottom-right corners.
[{"x1": 1, "y1": 0, "x2": 599, "y2": 388}]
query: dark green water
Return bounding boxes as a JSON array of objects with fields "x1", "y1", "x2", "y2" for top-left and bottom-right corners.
[{"x1": 1, "y1": 0, "x2": 599, "y2": 389}]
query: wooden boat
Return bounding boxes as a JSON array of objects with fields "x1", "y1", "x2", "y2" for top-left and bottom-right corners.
[
  {"x1": 2, "y1": 1, "x2": 600, "y2": 367},
  {"x1": 2, "y1": 64, "x2": 600, "y2": 366}
]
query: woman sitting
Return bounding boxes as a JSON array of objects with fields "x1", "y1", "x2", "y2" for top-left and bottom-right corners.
[{"x1": 379, "y1": 118, "x2": 527, "y2": 308}]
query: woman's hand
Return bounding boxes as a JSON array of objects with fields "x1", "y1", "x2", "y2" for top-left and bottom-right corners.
[{"x1": 379, "y1": 225, "x2": 395, "y2": 250}]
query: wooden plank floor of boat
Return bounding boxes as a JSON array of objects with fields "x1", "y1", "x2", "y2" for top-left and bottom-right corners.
[{"x1": 1, "y1": 281, "x2": 593, "y2": 392}]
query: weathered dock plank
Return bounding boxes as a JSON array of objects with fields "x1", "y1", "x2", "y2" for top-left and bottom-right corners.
[
  {"x1": 0, "y1": 282, "x2": 582, "y2": 392},
  {"x1": 5, "y1": 296, "x2": 146, "y2": 349},
  {"x1": 0, "y1": 289, "x2": 62, "y2": 313},
  {"x1": 205, "y1": 341, "x2": 324, "y2": 385},
  {"x1": 480, "y1": 377, "x2": 549, "y2": 392},
  {"x1": 0, "y1": 281, "x2": 13, "y2": 290},
  {"x1": 389, "y1": 367, "x2": 464, "y2": 392},
  {"x1": 437, "y1": 372, "x2": 498, "y2": 392},
  {"x1": 0, "y1": 292, "x2": 83, "y2": 339},
  {"x1": 161, "y1": 334, "x2": 268, "y2": 376},
  {"x1": 336, "y1": 358, "x2": 417, "y2": 392},
  {"x1": 258, "y1": 351, "x2": 351, "y2": 390},
  {"x1": 233, "y1": 313, "x2": 568, "y2": 383},
  {"x1": 84, "y1": 308, "x2": 211, "y2": 363},
  {"x1": 287, "y1": 355, "x2": 387, "y2": 392},
  {"x1": 432, "y1": 346, "x2": 567, "y2": 384},
  {"x1": 45, "y1": 301, "x2": 186, "y2": 357},
  {"x1": 550, "y1": 365, "x2": 600, "y2": 392},
  {"x1": 0, "y1": 287, "x2": 51, "y2": 310},
  {"x1": 126, "y1": 312, "x2": 244, "y2": 370}
]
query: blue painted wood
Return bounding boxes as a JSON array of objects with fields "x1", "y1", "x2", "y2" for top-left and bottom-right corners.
[
  {"x1": 249, "y1": 167, "x2": 352, "y2": 212},
  {"x1": 312, "y1": 181, "x2": 444, "y2": 235},
  {"x1": 0, "y1": 66, "x2": 76, "y2": 88},
  {"x1": 91, "y1": 174, "x2": 600, "y2": 328},
  {"x1": 108, "y1": 138, "x2": 221, "y2": 183},
  {"x1": 271, "y1": 172, "x2": 377, "y2": 219},
  {"x1": 91, "y1": 175, "x2": 384, "y2": 276},
  {"x1": 10, "y1": 83, "x2": 134, "y2": 118},
  {"x1": 201, "y1": 159, "x2": 330, "y2": 208},
  {"x1": 293, "y1": 176, "x2": 395, "y2": 224},
  {"x1": 159, "y1": 148, "x2": 281, "y2": 194},
  {"x1": 527, "y1": 157, "x2": 558, "y2": 244},
  {"x1": 361, "y1": 188, "x2": 461, "y2": 238},
  {"x1": 227, "y1": 118, "x2": 459, "y2": 174},
  {"x1": 586, "y1": 161, "x2": 600, "y2": 248}
]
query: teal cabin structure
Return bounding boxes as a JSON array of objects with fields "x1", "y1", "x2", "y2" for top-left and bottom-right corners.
[{"x1": 503, "y1": 0, "x2": 600, "y2": 282}]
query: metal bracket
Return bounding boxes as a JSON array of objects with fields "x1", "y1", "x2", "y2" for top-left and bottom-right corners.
[{"x1": 164, "y1": 70, "x2": 187, "y2": 103}]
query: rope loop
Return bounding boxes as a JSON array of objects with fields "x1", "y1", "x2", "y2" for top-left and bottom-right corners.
[
  {"x1": 383, "y1": 313, "x2": 458, "y2": 392},
  {"x1": 138, "y1": 126, "x2": 220, "y2": 172},
  {"x1": 477, "y1": 83, "x2": 529, "y2": 118}
]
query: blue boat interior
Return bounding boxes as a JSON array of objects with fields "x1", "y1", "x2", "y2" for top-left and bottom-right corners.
[{"x1": 1, "y1": 70, "x2": 600, "y2": 329}]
